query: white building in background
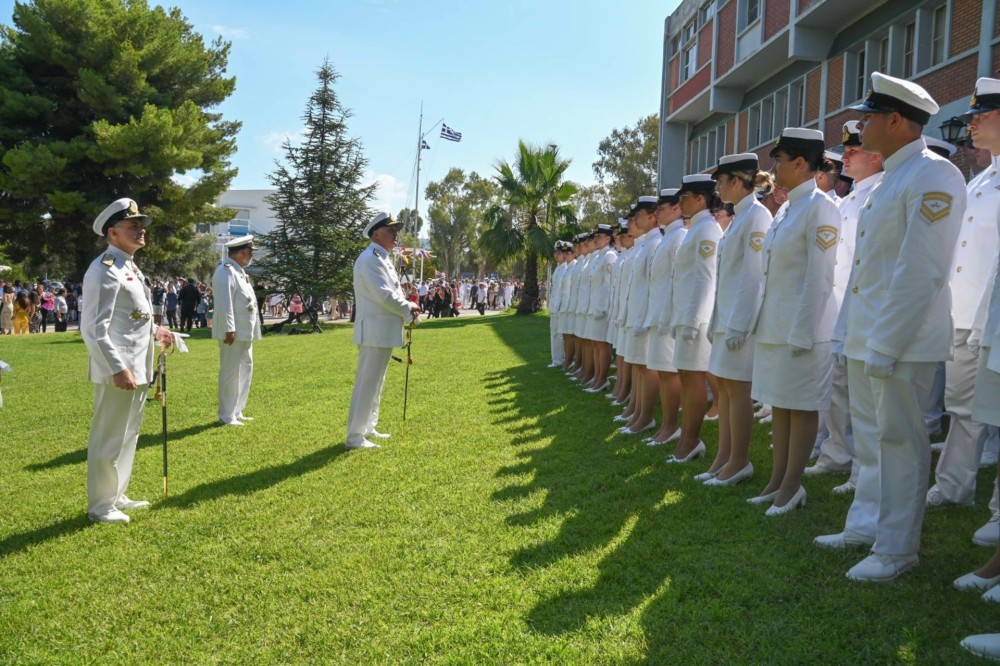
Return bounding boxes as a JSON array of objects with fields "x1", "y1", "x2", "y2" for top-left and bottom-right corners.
[{"x1": 196, "y1": 189, "x2": 279, "y2": 257}]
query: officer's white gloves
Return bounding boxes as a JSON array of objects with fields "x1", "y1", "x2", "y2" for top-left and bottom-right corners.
[
  {"x1": 676, "y1": 325, "x2": 699, "y2": 343},
  {"x1": 968, "y1": 331, "x2": 982, "y2": 358},
  {"x1": 864, "y1": 350, "x2": 896, "y2": 378},
  {"x1": 832, "y1": 340, "x2": 847, "y2": 367},
  {"x1": 593, "y1": 310, "x2": 607, "y2": 321},
  {"x1": 725, "y1": 329, "x2": 747, "y2": 352}
]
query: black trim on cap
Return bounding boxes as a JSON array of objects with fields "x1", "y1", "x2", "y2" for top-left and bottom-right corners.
[
  {"x1": 962, "y1": 93, "x2": 1000, "y2": 119},
  {"x1": 770, "y1": 136, "x2": 825, "y2": 158},
  {"x1": 850, "y1": 90, "x2": 931, "y2": 125},
  {"x1": 101, "y1": 208, "x2": 146, "y2": 235},
  {"x1": 842, "y1": 128, "x2": 862, "y2": 146},
  {"x1": 657, "y1": 193, "x2": 680, "y2": 205},
  {"x1": 711, "y1": 158, "x2": 758, "y2": 179},
  {"x1": 678, "y1": 180, "x2": 716, "y2": 196},
  {"x1": 634, "y1": 200, "x2": 658, "y2": 212},
  {"x1": 367, "y1": 217, "x2": 401, "y2": 238}
]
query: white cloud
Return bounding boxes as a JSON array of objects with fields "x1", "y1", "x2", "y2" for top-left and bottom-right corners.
[
  {"x1": 172, "y1": 173, "x2": 198, "y2": 188},
  {"x1": 211, "y1": 25, "x2": 249, "y2": 40},
  {"x1": 364, "y1": 170, "x2": 411, "y2": 214},
  {"x1": 260, "y1": 128, "x2": 305, "y2": 154}
]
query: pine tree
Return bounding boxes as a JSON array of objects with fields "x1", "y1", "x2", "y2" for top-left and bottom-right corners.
[
  {"x1": 256, "y1": 60, "x2": 375, "y2": 304},
  {"x1": 0, "y1": 0, "x2": 240, "y2": 277}
]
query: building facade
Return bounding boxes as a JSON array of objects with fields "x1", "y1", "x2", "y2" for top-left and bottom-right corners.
[
  {"x1": 196, "y1": 189, "x2": 279, "y2": 258},
  {"x1": 658, "y1": 0, "x2": 1000, "y2": 186}
]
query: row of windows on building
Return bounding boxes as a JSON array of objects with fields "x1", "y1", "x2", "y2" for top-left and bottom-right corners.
[{"x1": 672, "y1": 0, "x2": 763, "y2": 84}]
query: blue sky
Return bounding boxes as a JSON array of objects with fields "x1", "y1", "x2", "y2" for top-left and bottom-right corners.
[{"x1": 0, "y1": 0, "x2": 679, "y2": 214}]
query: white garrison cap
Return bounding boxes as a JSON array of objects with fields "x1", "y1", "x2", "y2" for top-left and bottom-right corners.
[
  {"x1": 712, "y1": 153, "x2": 758, "y2": 178},
  {"x1": 850, "y1": 71, "x2": 939, "y2": 125},
  {"x1": 963, "y1": 77, "x2": 1000, "y2": 119},
  {"x1": 224, "y1": 235, "x2": 255, "y2": 250},
  {"x1": 824, "y1": 150, "x2": 844, "y2": 165},
  {"x1": 679, "y1": 174, "x2": 716, "y2": 194},
  {"x1": 93, "y1": 198, "x2": 150, "y2": 236},
  {"x1": 363, "y1": 211, "x2": 402, "y2": 238},
  {"x1": 923, "y1": 135, "x2": 958, "y2": 158}
]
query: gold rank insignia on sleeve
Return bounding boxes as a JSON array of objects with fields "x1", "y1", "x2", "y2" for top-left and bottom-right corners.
[
  {"x1": 748, "y1": 232, "x2": 765, "y2": 252},
  {"x1": 815, "y1": 226, "x2": 838, "y2": 251},
  {"x1": 920, "y1": 192, "x2": 953, "y2": 224},
  {"x1": 101, "y1": 254, "x2": 115, "y2": 267},
  {"x1": 699, "y1": 240, "x2": 717, "y2": 258}
]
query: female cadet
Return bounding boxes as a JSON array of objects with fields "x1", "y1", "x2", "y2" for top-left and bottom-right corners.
[
  {"x1": 748, "y1": 128, "x2": 839, "y2": 515},
  {"x1": 666, "y1": 175, "x2": 723, "y2": 463},
  {"x1": 701, "y1": 154, "x2": 773, "y2": 486},
  {"x1": 583, "y1": 224, "x2": 618, "y2": 392}
]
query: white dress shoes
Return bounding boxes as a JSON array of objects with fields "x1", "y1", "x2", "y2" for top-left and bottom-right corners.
[
  {"x1": 832, "y1": 480, "x2": 857, "y2": 495},
  {"x1": 585, "y1": 380, "x2": 610, "y2": 393},
  {"x1": 703, "y1": 413, "x2": 718, "y2": 422},
  {"x1": 115, "y1": 496, "x2": 150, "y2": 511},
  {"x1": 973, "y1": 517, "x2": 1000, "y2": 547},
  {"x1": 694, "y1": 470, "x2": 719, "y2": 482},
  {"x1": 368, "y1": 430, "x2": 391, "y2": 439},
  {"x1": 747, "y1": 490, "x2": 778, "y2": 505},
  {"x1": 220, "y1": 419, "x2": 244, "y2": 427},
  {"x1": 345, "y1": 439, "x2": 380, "y2": 450},
  {"x1": 665, "y1": 441, "x2": 706, "y2": 464},
  {"x1": 89, "y1": 508, "x2": 130, "y2": 524},
  {"x1": 813, "y1": 529, "x2": 875, "y2": 550},
  {"x1": 846, "y1": 553, "x2": 918, "y2": 582},
  {"x1": 646, "y1": 429, "x2": 682, "y2": 446},
  {"x1": 803, "y1": 462, "x2": 851, "y2": 477},
  {"x1": 619, "y1": 420, "x2": 655, "y2": 435},
  {"x1": 961, "y1": 633, "x2": 1000, "y2": 662},
  {"x1": 954, "y1": 571, "x2": 1000, "y2": 592},
  {"x1": 764, "y1": 486, "x2": 806, "y2": 516},
  {"x1": 926, "y1": 485, "x2": 974, "y2": 508},
  {"x1": 237, "y1": 414, "x2": 254, "y2": 421},
  {"x1": 705, "y1": 463, "x2": 754, "y2": 487},
  {"x1": 984, "y1": 585, "x2": 1000, "y2": 604},
  {"x1": 612, "y1": 414, "x2": 630, "y2": 423}
]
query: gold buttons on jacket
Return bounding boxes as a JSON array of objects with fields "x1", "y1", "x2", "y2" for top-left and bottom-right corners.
[
  {"x1": 852, "y1": 286, "x2": 859, "y2": 293},
  {"x1": 962, "y1": 240, "x2": 968, "y2": 247},
  {"x1": 855, "y1": 259, "x2": 860, "y2": 265},
  {"x1": 957, "y1": 266, "x2": 963, "y2": 273},
  {"x1": 859, "y1": 230, "x2": 865, "y2": 237}
]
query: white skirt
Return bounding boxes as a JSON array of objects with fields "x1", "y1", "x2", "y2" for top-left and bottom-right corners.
[
  {"x1": 646, "y1": 329, "x2": 677, "y2": 373},
  {"x1": 607, "y1": 319, "x2": 619, "y2": 347},
  {"x1": 672, "y1": 323, "x2": 712, "y2": 372},
  {"x1": 624, "y1": 328, "x2": 650, "y2": 365},
  {"x1": 615, "y1": 322, "x2": 630, "y2": 354},
  {"x1": 708, "y1": 331, "x2": 756, "y2": 381},
  {"x1": 561, "y1": 312, "x2": 576, "y2": 336},
  {"x1": 574, "y1": 312, "x2": 588, "y2": 338},
  {"x1": 751, "y1": 341, "x2": 833, "y2": 411},
  {"x1": 584, "y1": 314, "x2": 610, "y2": 342},
  {"x1": 973, "y1": 348, "x2": 1000, "y2": 427}
]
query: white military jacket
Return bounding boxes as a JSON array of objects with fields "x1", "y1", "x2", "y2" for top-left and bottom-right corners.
[
  {"x1": 624, "y1": 228, "x2": 663, "y2": 329},
  {"x1": 671, "y1": 210, "x2": 723, "y2": 331},
  {"x1": 836, "y1": 138, "x2": 966, "y2": 361},
  {"x1": 643, "y1": 219, "x2": 687, "y2": 330},
  {"x1": 574, "y1": 252, "x2": 594, "y2": 316},
  {"x1": 754, "y1": 180, "x2": 839, "y2": 348},
  {"x1": 81, "y1": 245, "x2": 156, "y2": 385},
  {"x1": 613, "y1": 246, "x2": 635, "y2": 327},
  {"x1": 950, "y1": 155, "x2": 1000, "y2": 330},
  {"x1": 831, "y1": 172, "x2": 881, "y2": 310},
  {"x1": 587, "y1": 245, "x2": 618, "y2": 317},
  {"x1": 212, "y1": 258, "x2": 262, "y2": 342},
  {"x1": 557, "y1": 257, "x2": 576, "y2": 316},
  {"x1": 607, "y1": 247, "x2": 626, "y2": 326},
  {"x1": 353, "y1": 243, "x2": 413, "y2": 348},
  {"x1": 710, "y1": 194, "x2": 771, "y2": 336},
  {"x1": 548, "y1": 261, "x2": 565, "y2": 313}
]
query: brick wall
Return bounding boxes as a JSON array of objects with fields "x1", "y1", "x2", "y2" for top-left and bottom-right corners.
[
  {"x1": 670, "y1": 56, "x2": 679, "y2": 91},
  {"x1": 798, "y1": 0, "x2": 816, "y2": 15},
  {"x1": 824, "y1": 110, "x2": 856, "y2": 147},
  {"x1": 726, "y1": 118, "x2": 736, "y2": 153},
  {"x1": 914, "y1": 55, "x2": 977, "y2": 107},
  {"x1": 738, "y1": 111, "x2": 749, "y2": 151},
  {"x1": 765, "y1": 0, "x2": 791, "y2": 41},
  {"x1": 994, "y1": 43, "x2": 1000, "y2": 77},
  {"x1": 996, "y1": 1, "x2": 1000, "y2": 37},
  {"x1": 826, "y1": 54, "x2": 844, "y2": 113},
  {"x1": 717, "y1": 0, "x2": 736, "y2": 76},
  {"x1": 754, "y1": 142, "x2": 778, "y2": 171},
  {"x1": 950, "y1": 0, "x2": 981, "y2": 58},
  {"x1": 669, "y1": 66, "x2": 712, "y2": 113},
  {"x1": 805, "y1": 68, "x2": 822, "y2": 123},
  {"x1": 698, "y1": 20, "x2": 714, "y2": 68}
]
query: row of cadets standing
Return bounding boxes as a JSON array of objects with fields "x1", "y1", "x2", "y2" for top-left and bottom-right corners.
[
  {"x1": 604, "y1": 218, "x2": 631, "y2": 391},
  {"x1": 547, "y1": 240, "x2": 573, "y2": 368},
  {"x1": 608, "y1": 217, "x2": 637, "y2": 402},
  {"x1": 582, "y1": 225, "x2": 619, "y2": 392}
]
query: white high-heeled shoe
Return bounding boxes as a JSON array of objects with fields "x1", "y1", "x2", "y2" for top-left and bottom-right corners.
[
  {"x1": 665, "y1": 441, "x2": 705, "y2": 464},
  {"x1": 645, "y1": 429, "x2": 682, "y2": 446},
  {"x1": 764, "y1": 486, "x2": 807, "y2": 516},
  {"x1": 705, "y1": 462, "x2": 754, "y2": 487},
  {"x1": 954, "y1": 571, "x2": 1000, "y2": 592},
  {"x1": 694, "y1": 470, "x2": 719, "y2": 482},
  {"x1": 620, "y1": 420, "x2": 656, "y2": 435},
  {"x1": 747, "y1": 490, "x2": 779, "y2": 505}
]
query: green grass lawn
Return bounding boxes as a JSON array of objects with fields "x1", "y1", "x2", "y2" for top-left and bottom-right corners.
[{"x1": 0, "y1": 313, "x2": 995, "y2": 664}]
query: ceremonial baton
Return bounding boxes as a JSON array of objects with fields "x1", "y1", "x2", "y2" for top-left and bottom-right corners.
[
  {"x1": 403, "y1": 318, "x2": 415, "y2": 422},
  {"x1": 157, "y1": 345, "x2": 169, "y2": 497}
]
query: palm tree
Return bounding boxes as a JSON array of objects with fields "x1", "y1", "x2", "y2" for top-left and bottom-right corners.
[{"x1": 480, "y1": 141, "x2": 578, "y2": 313}]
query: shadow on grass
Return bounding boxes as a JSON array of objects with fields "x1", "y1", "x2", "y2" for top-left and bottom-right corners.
[
  {"x1": 155, "y1": 444, "x2": 345, "y2": 510},
  {"x1": 0, "y1": 514, "x2": 91, "y2": 559},
  {"x1": 25, "y1": 422, "x2": 220, "y2": 472}
]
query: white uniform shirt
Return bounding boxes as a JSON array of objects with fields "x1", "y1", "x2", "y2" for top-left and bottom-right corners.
[
  {"x1": 352, "y1": 243, "x2": 413, "y2": 348},
  {"x1": 836, "y1": 138, "x2": 967, "y2": 361},
  {"x1": 211, "y1": 258, "x2": 262, "y2": 342},
  {"x1": 624, "y1": 228, "x2": 663, "y2": 329},
  {"x1": 831, "y1": 172, "x2": 882, "y2": 309},
  {"x1": 642, "y1": 220, "x2": 686, "y2": 330},
  {"x1": 548, "y1": 262, "x2": 565, "y2": 313},
  {"x1": 558, "y1": 258, "x2": 578, "y2": 315},
  {"x1": 613, "y1": 246, "x2": 634, "y2": 327},
  {"x1": 950, "y1": 156, "x2": 1000, "y2": 330},
  {"x1": 606, "y1": 247, "x2": 625, "y2": 326},
  {"x1": 710, "y1": 194, "x2": 772, "y2": 336},
  {"x1": 587, "y1": 245, "x2": 618, "y2": 317},
  {"x1": 574, "y1": 253, "x2": 594, "y2": 316},
  {"x1": 670, "y1": 210, "x2": 723, "y2": 331},
  {"x1": 754, "y1": 179, "x2": 840, "y2": 348}
]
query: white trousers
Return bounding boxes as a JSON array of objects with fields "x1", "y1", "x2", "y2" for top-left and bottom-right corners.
[
  {"x1": 845, "y1": 359, "x2": 936, "y2": 556},
  {"x1": 931, "y1": 330, "x2": 988, "y2": 504},
  {"x1": 346, "y1": 345, "x2": 392, "y2": 445},
  {"x1": 550, "y1": 314, "x2": 564, "y2": 364},
  {"x1": 218, "y1": 341, "x2": 253, "y2": 423},
  {"x1": 87, "y1": 384, "x2": 146, "y2": 515},
  {"x1": 815, "y1": 362, "x2": 853, "y2": 470}
]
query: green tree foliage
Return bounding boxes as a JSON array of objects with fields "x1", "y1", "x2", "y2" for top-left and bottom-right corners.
[
  {"x1": 593, "y1": 113, "x2": 659, "y2": 215},
  {"x1": 480, "y1": 141, "x2": 577, "y2": 313},
  {"x1": 142, "y1": 232, "x2": 221, "y2": 282},
  {"x1": 396, "y1": 207, "x2": 423, "y2": 236},
  {"x1": 255, "y1": 60, "x2": 374, "y2": 303},
  {"x1": 0, "y1": 0, "x2": 240, "y2": 278},
  {"x1": 425, "y1": 168, "x2": 498, "y2": 278},
  {"x1": 573, "y1": 183, "x2": 615, "y2": 232}
]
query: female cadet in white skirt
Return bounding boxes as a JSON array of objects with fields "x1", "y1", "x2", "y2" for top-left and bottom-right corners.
[
  {"x1": 583, "y1": 224, "x2": 618, "y2": 392},
  {"x1": 699, "y1": 154, "x2": 773, "y2": 486},
  {"x1": 572, "y1": 232, "x2": 596, "y2": 383},
  {"x1": 667, "y1": 174, "x2": 724, "y2": 463},
  {"x1": 748, "y1": 128, "x2": 839, "y2": 515},
  {"x1": 643, "y1": 189, "x2": 687, "y2": 445},
  {"x1": 608, "y1": 219, "x2": 636, "y2": 406}
]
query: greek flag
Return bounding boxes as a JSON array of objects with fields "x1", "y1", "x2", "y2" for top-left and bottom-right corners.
[
  {"x1": 420, "y1": 140, "x2": 430, "y2": 150},
  {"x1": 441, "y1": 124, "x2": 462, "y2": 142}
]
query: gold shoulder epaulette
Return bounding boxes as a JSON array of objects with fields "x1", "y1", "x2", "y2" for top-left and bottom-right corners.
[{"x1": 101, "y1": 254, "x2": 115, "y2": 267}]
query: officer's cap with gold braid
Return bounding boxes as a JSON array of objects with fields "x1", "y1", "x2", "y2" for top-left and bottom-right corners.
[
  {"x1": 770, "y1": 128, "x2": 825, "y2": 158},
  {"x1": 224, "y1": 235, "x2": 256, "y2": 251},
  {"x1": 962, "y1": 77, "x2": 1000, "y2": 120},
  {"x1": 678, "y1": 174, "x2": 716, "y2": 196},
  {"x1": 850, "y1": 72, "x2": 939, "y2": 126},
  {"x1": 93, "y1": 198, "x2": 150, "y2": 236},
  {"x1": 842, "y1": 121, "x2": 862, "y2": 147},
  {"x1": 712, "y1": 153, "x2": 758, "y2": 179},
  {"x1": 364, "y1": 211, "x2": 403, "y2": 238}
]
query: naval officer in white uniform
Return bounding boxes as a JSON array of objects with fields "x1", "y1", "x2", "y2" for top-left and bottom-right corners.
[
  {"x1": 815, "y1": 73, "x2": 966, "y2": 582},
  {"x1": 346, "y1": 212, "x2": 421, "y2": 450},
  {"x1": 82, "y1": 198, "x2": 174, "y2": 524},
  {"x1": 212, "y1": 236, "x2": 262, "y2": 426}
]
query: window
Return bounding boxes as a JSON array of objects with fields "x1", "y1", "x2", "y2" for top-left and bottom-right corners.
[
  {"x1": 902, "y1": 22, "x2": 915, "y2": 78},
  {"x1": 748, "y1": 104, "x2": 761, "y2": 149},
  {"x1": 773, "y1": 89, "x2": 788, "y2": 137},
  {"x1": 195, "y1": 223, "x2": 212, "y2": 234},
  {"x1": 700, "y1": 1, "x2": 716, "y2": 25},
  {"x1": 684, "y1": 20, "x2": 697, "y2": 43},
  {"x1": 930, "y1": 4, "x2": 947, "y2": 66},
  {"x1": 671, "y1": 34, "x2": 680, "y2": 56},
  {"x1": 878, "y1": 37, "x2": 889, "y2": 73},
  {"x1": 855, "y1": 48, "x2": 867, "y2": 102},
  {"x1": 738, "y1": 0, "x2": 760, "y2": 31},
  {"x1": 681, "y1": 44, "x2": 697, "y2": 82},
  {"x1": 689, "y1": 125, "x2": 727, "y2": 173},
  {"x1": 746, "y1": 0, "x2": 760, "y2": 25},
  {"x1": 788, "y1": 80, "x2": 804, "y2": 126},
  {"x1": 761, "y1": 97, "x2": 774, "y2": 143}
]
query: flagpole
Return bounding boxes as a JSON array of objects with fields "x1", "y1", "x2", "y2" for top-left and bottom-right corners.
[{"x1": 413, "y1": 102, "x2": 423, "y2": 244}]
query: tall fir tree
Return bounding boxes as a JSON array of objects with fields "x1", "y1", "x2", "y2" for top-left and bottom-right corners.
[
  {"x1": 0, "y1": 0, "x2": 240, "y2": 277},
  {"x1": 256, "y1": 60, "x2": 374, "y2": 304}
]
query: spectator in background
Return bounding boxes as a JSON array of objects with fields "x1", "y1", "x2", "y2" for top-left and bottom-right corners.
[
  {"x1": 54, "y1": 288, "x2": 69, "y2": 332},
  {"x1": 0, "y1": 284, "x2": 13, "y2": 334},
  {"x1": 165, "y1": 281, "x2": 178, "y2": 328},
  {"x1": 28, "y1": 290, "x2": 42, "y2": 333},
  {"x1": 13, "y1": 290, "x2": 32, "y2": 335},
  {"x1": 178, "y1": 277, "x2": 201, "y2": 333},
  {"x1": 151, "y1": 280, "x2": 166, "y2": 325}
]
